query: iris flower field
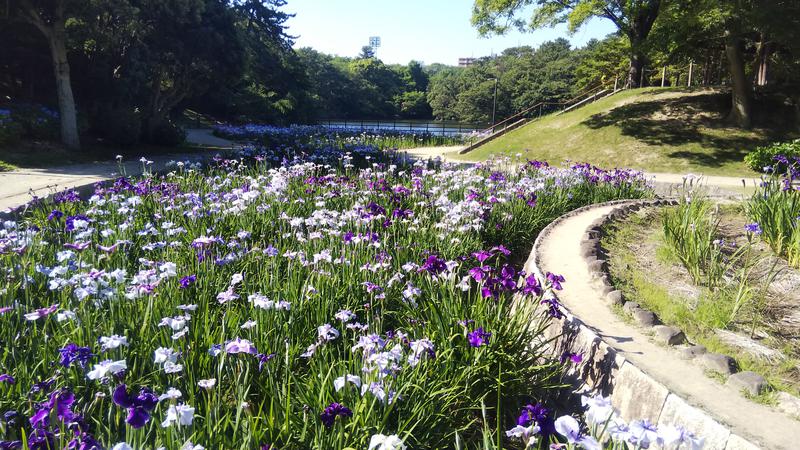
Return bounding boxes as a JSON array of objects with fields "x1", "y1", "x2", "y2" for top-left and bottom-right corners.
[{"x1": 0, "y1": 134, "x2": 655, "y2": 449}]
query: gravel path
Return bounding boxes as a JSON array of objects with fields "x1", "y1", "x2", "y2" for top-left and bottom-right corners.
[{"x1": 537, "y1": 203, "x2": 800, "y2": 449}]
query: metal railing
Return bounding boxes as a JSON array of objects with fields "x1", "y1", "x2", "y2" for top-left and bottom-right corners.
[
  {"x1": 316, "y1": 119, "x2": 487, "y2": 136},
  {"x1": 475, "y1": 79, "x2": 623, "y2": 137}
]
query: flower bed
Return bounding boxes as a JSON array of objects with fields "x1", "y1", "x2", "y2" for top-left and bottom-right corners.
[
  {"x1": 213, "y1": 124, "x2": 465, "y2": 149},
  {"x1": 0, "y1": 142, "x2": 651, "y2": 449}
]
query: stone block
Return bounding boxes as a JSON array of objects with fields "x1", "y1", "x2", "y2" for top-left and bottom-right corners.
[
  {"x1": 610, "y1": 361, "x2": 669, "y2": 423},
  {"x1": 622, "y1": 301, "x2": 640, "y2": 314},
  {"x1": 776, "y1": 391, "x2": 800, "y2": 417},
  {"x1": 653, "y1": 325, "x2": 686, "y2": 346},
  {"x1": 724, "y1": 434, "x2": 761, "y2": 450},
  {"x1": 700, "y1": 353, "x2": 738, "y2": 375},
  {"x1": 580, "y1": 242, "x2": 597, "y2": 257},
  {"x1": 678, "y1": 345, "x2": 706, "y2": 360},
  {"x1": 657, "y1": 394, "x2": 731, "y2": 450},
  {"x1": 725, "y1": 371, "x2": 769, "y2": 396},
  {"x1": 588, "y1": 260, "x2": 607, "y2": 275},
  {"x1": 598, "y1": 284, "x2": 613, "y2": 296},
  {"x1": 633, "y1": 309, "x2": 657, "y2": 327},
  {"x1": 606, "y1": 290, "x2": 623, "y2": 305}
]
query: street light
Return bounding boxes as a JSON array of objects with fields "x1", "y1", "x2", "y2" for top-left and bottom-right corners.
[{"x1": 489, "y1": 78, "x2": 498, "y2": 129}]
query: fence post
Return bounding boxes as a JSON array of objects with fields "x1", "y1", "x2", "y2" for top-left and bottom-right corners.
[
  {"x1": 661, "y1": 66, "x2": 666, "y2": 87},
  {"x1": 687, "y1": 61, "x2": 694, "y2": 87}
]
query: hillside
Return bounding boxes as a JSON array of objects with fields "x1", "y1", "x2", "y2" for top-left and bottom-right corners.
[{"x1": 458, "y1": 87, "x2": 797, "y2": 176}]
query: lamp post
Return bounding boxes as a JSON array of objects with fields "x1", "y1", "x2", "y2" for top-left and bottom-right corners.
[{"x1": 490, "y1": 77, "x2": 498, "y2": 129}]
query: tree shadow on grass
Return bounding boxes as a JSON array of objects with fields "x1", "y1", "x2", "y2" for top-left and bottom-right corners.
[{"x1": 582, "y1": 91, "x2": 794, "y2": 170}]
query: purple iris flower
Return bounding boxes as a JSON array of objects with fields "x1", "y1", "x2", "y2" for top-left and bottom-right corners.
[
  {"x1": 541, "y1": 298, "x2": 564, "y2": 319},
  {"x1": 58, "y1": 344, "x2": 93, "y2": 369},
  {"x1": 472, "y1": 250, "x2": 493, "y2": 263},
  {"x1": 47, "y1": 210, "x2": 63, "y2": 221},
  {"x1": 546, "y1": 272, "x2": 565, "y2": 290},
  {"x1": 112, "y1": 384, "x2": 159, "y2": 429},
  {"x1": 63, "y1": 242, "x2": 91, "y2": 251},
  {"x1": 521, "y1": 274, "x2": 542, "y2": 296},
  {"x1": 744, "y1": 223, "x2": 762, "y2": 235},
  {"x1": 0, "y1": 374, "x2": 14, "y2": 384},
  {"x1": 560, "y1": 352, "x2": 583, "y2": 364},
  {"x1": 53, "y1": 190, "x2": 80, "y2": 204},
  {"x1": 517, "y1": 403, "x2": 555, "y2": 436},
  {"x1": 467, "y1": 327, "x2": 491, "y2": 347},
  {"x1": 64, "y1": 215, "x2": 90, "y2": 232},
  {"x1": 421, "y1": 254, "x2": 447, "y2": 275},
  {"x1": 320, "y1": 402, "x2": 352, "y2": 428},
  {"x1": 491, "y1": 245, "x2": 512, "y2": 256},
  {"x1": 469, "y1": 266, "x2": 490, "y2": 282},
  {"x1": 256, "y1": 353, "x2": 276, "y2": 371},
  {"x1": 179, "y1": 275, "x2": 197, "y2": 289}
]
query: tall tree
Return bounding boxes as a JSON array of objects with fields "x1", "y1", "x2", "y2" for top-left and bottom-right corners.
[
  {"x1": 3, "y1": 0, "x2": 82, "y2": 149},
  {"x1": 471, "y1": 0, "x2": 663, "y2": 88}
]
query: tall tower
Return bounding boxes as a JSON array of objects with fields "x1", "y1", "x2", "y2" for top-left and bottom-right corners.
[{"x1": 368, "y1": 36, "x2": 381, "y2": 59}]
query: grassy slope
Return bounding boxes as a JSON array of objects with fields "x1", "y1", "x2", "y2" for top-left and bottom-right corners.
[{"x1": 459, "y1": 87, "x2": 797, "y2": 176}]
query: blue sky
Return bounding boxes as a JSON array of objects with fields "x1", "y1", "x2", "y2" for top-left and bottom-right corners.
[{"x1": 283, "y1": 1, "x2": 617, "y2": 66}]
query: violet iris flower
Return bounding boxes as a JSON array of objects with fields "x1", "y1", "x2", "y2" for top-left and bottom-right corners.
[
  {"x1": 467, "y1": 328, "x2": 491, "y2": 347},
  {"x1": 112, "y1": 384, "x2": 159, "y2": 429},
  {"x1": 320, "y1": 402, "x2": 352, "y2": 428}
]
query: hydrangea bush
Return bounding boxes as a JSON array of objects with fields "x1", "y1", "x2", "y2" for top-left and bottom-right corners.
[{"x1": 0, "y1": 140, "x2": 652, "y2": 449}]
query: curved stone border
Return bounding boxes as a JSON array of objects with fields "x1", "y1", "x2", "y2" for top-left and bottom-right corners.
[
  {"x1": 524, "y1": 197, "x2": 784, "y2": 450},
  {"x1": 586, "y1": 202, "x2": 779, "y2": 401}
]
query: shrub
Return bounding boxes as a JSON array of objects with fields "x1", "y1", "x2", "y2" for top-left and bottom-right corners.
[
  {"x1": 96, "y1": 107, "x2": 142, "y2": 146},
  {"x1": 9, "y1": 103, "x2": 60, "y2": 140},
  {"x1": 0, "y1": 109, "x2": 23, "y2": 146},
  {"x1": 744, "y1": 139, "x2": 800, "y2": 172},
  {"x1": 149, "y1": 120, "x2": 187, "y2": 146}
]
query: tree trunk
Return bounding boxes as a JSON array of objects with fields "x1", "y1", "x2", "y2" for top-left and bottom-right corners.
[
  {"x1": 628, "y1": 51, "x2": 645, "y2": 88},
  {"x1": 724, "y1": 29, "x2": 752, "y2": 129},
  {"x1": 48, "y1": 23, "x2": 80, "y2": 149}
]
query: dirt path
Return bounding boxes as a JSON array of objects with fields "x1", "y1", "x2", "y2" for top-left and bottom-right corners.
[{"x1": 537, "y1": 203, "x2": 800, "y2": 449}]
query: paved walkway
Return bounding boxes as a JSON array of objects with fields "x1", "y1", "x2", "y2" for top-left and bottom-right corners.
[
  {"x1": 0, "y1": 129, "x2": 235, "y2": 212},
  {"x1": 537, "y1": 203, "x2": 800, "y2": 449},
  {"x1": 400, "y1": 146, "x2": 760, "y2": 196}
]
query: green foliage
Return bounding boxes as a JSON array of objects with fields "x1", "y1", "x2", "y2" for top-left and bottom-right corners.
[
  {"x1": 747, "y1": 162, "x2": 800, "y2": 268},
  {"x1": 426, "y1": 38, "x2": 597, "y2": 123},
  {"x1": 744, "y1": 139, "x2": 800, "y2": 172},
  {"x1": 94, "y1": 107, "x2": 142, "y2": 147},
  {"x1": 574, "y1": 36, "x2": 629, "y2": 91},
  {"x1": 661, "y1": 190, "x2": 727, "y2": 288},
  {"x1": 0, "y1": 112, "x2": 23, "y2": 146},
  {"x1": 148, "y1": 121, "x2": 187, "y2": 147}
]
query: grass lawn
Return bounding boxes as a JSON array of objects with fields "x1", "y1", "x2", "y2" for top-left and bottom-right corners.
[
  {"x1": 458, "y1": 87, "x2": 798, "y2": 177},
  {"x1": 0, "y1": 139, "x2": 219, "y2": 172}
]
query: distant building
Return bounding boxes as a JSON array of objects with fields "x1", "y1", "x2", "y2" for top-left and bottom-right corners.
[{"x1": 458, "y1": 57, "x2": 476, "y2": 67}]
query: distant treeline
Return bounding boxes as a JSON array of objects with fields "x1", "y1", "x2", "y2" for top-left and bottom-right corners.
[{"x1": 2, "y1": 1, "x2": 798, "y2": 150}]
